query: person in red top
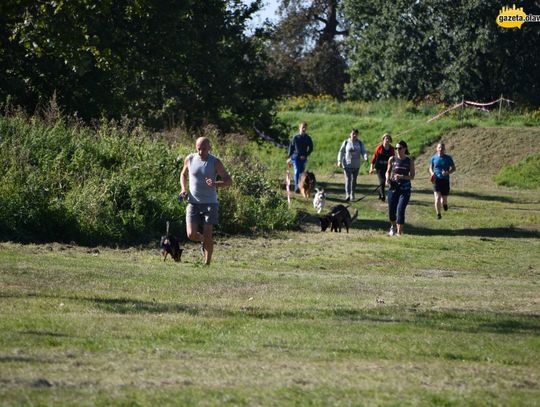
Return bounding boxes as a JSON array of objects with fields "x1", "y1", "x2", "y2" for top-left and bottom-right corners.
[{"x1": 369, "y1": 133, "x2": 395, "y2": 201}]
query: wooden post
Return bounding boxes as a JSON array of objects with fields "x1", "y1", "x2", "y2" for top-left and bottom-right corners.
[
  {"x1": 460, "y1": 95, "x2": 465, "y2": 127},
  {"x1": 498, "y1": 94, "x2": 503, "y2": 121}
]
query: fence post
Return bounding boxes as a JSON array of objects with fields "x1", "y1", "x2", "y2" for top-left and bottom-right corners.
[
  {"x1": 498, "y1": 94, "x2": 503, "y2": 121},
  {"x1": 460, "y1": 95, "x2": 465, "y2": 127}
]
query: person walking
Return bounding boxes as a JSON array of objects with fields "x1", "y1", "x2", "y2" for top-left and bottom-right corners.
[
  {"x1": 287, "y1": 122, "x2": 314, "y2": 193},
  {"x1": 429, "y1": 142, "x2": 456, "y2": 219},
  {"x1": 369, "y1": 133, "x2": 395, "y2": 202},
  {"x1": 180, "y1": 137, "x2": 232, "y2": 265},
  {"x1": 337, "y1": 128, "x2": 368, "y2": 201},
  {"x1": 386, "y1": 140, "x2": 415, "y2": 236}
]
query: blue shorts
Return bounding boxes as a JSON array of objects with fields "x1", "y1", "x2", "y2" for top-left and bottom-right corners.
[{"x1": 186, "y1": 203, "x2": 219, "y2": 225}]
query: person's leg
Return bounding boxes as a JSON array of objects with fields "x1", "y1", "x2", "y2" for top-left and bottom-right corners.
[
  {"x1": 344, "y1": 168, "x2": 354, "y2": 200},
  {"x1": 434, "y1": 191, "x2": 442, "y2": 218},
  {"x1": 343, "y1": 169, "x2": 350, "y2": 199},
  {"x1": 293, "y1": 158, "x2": 306, "y2": 192},
  {"x1": 202, "y1": 224, "x2": 214, "y2": 265},
  {"x1": 387, "y1": 189, "x2": 398, "y2": 234},
  {"x1": 186, "y1": 222, "x2": 203, "y2": 242},
  {"x1": 377, "y1": 169, "x2": 386, "y2": 200},
  {"x1": 396, "y1": 190, "x2": 411, "y2": 235},
  {"x1": 351, "y1": 168, "x2": 359, "y2": 199},
  {"x1": 186, "y1": 204, "x2": 204, "y2": 242},
  {"x1": 442, "y1": 179, "x2": 450, "y2": 211}
]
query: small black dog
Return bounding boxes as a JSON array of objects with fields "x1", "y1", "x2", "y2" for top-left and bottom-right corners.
[
  {"x1": 319, "y1": 204, "x2": 358, "y2": 233},
  {"x1": 160, "y1": 221, "x2": 182, "y2": 262}
]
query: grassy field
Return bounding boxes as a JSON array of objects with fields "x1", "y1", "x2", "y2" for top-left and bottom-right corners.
[{"x1": 1, "y1": 124, "x2": 539, "y2": 405}]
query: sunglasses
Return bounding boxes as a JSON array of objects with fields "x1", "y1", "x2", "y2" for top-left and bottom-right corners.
[{"x1": 396, "y1": 146, "x2": 403, "y2": 150}]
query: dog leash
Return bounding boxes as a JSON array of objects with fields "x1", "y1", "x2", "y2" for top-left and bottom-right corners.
[
  {"x1": 352, "y1": 184, "x2": 382, "y2": 202},
  {"x1": 285, "y1": 164, "x2": 292, "y2": 208}
]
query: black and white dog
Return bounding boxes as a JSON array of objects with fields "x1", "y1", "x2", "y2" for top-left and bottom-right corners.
[
  {"x1": 312, "y1": 188, "x2": 326, "y2": 214},
  {"x1": 160, "y1": 221, "x2": 183, "y2": 262}
]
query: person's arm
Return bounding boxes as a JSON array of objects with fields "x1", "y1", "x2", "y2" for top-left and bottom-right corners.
[
  {"x1": 360, "y1": 140, "x2": 368, "y2": 161},
  {"x1": 409, "y1": 159, "x2": 415, "y2": 180},
  {"x1": 179, "y1": 155, "x2": 190, "y2": 198},
  {"x1": 385, "y1": 157, "x2": 394, "y2": 184},
  {"x1": 287, "y1": 137, "x2": 295, "y2": 159},
  {"x1": 337, "y1": 140, "x2": 346, "y2": 167},
  {"x1": 447, "y1": 157, "x2": 456, "y2": 175},
  {"x1": 369, "y1": 145, "x2": 380, "y2": 174},
  {"x1": 395, "y1": 159, "x2": 415, "y2": 181},
  {"x1": 208, "y1": 158, "x2": 232, "y2": 189},
  {"x1": 428, "y1": 158, "x2": 434, "y2": 176},
  {"x1": 307, "y1": 136, "x2": 313, "y2": 156}
]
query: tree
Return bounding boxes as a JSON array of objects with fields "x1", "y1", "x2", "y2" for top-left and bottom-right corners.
[
  {"x1": 0, "y1": 0, "x2": 281, "y2": 132},
  {"x1": 266, "y1": 0, "x2": 349, "y2": 97},
  {"x1": 343, "y1": 0, "x2": 540, "y2": 106}
]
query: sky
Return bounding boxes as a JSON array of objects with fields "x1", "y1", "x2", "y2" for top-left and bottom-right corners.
[{"x1": 244, "y1": 0, "x2": 280, "y2": 26}]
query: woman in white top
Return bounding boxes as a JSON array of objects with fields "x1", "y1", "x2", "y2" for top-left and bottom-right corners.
[{"x1": 337, "y1": 129, "x2": 368, "y2": 201}]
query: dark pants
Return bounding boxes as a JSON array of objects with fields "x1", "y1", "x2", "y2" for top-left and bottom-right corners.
[
  {"x1": 376, "y1": 168, "x2": 386, "y2": 199},
  {"x1": 388, "y1": 187, "x2": 411, "y2": 225}
]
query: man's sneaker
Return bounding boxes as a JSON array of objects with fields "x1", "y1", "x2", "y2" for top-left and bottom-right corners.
[
  {"x1": 388, "y1": 226, "x2": 395, "y2": 236},
  {"x1": 351, "y1": 193, "x2": 355, "y2": 200},
  {"x1": 345, "y1": 195, "x2": 350, "y2": 202},
  {"x1": 437, "y1": 213, "x2": 442, "y2": 219},
  {"x1": 443, "y1": 204, "x2": 448, "y2": 211}
]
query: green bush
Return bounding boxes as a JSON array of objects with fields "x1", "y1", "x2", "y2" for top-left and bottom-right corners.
[{"x1": 0, "y1": 113, "x2": 295, "y2": 245}]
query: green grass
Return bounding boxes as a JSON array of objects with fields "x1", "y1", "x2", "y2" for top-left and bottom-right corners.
[
  {"x1": 1, "y1": 101, "x2": 539, "y2": 405},
  {"x1": 1, "y1": 148, "x2": 539, "y2": 405},
  {"x1": 266, "y1": 97, "x2": 540, "y2": 179},
  {"x1": 495, "y1": 152, "x2": 540, "y2": 189}
]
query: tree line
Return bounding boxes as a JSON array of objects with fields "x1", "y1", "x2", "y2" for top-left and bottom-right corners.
[{"x1": 1, "y1": 0, "x2": 539, "y2": 135}]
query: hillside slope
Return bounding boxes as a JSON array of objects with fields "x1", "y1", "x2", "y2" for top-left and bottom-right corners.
[{"x1": 415, "y1": 127, "x2": 540, "y2": 186}]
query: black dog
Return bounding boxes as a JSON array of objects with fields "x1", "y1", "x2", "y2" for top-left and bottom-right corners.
[
  {"x1": 160, "y1": 221, "x2": 183, "y2": 262},
  {"x1": 319, "y1": 204, "x2": 358, "y2": 233}
]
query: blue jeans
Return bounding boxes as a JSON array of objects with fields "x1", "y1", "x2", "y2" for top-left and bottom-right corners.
[
  {"x1": 292, "y1": 157, "x2": 306, "y2": 192},
  {"x1": 388, "y1": 187, "x2": 411, "y2": 225}
]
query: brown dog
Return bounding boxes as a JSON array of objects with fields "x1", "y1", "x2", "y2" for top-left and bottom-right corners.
[
  {"x1": 160, "y1": 221, "x2": 183, "y2": 262},
  {"x1": 299, "y1": 171, "x2": 316, "y2": 198},
  {"x1": 319, "y1": 204, "x2": 358, "y2": 233}
]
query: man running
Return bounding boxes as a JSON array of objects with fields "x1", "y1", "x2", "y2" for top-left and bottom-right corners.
[
  {"x1": 180, "y1": 137, "x2": 232, "y2": 265},
  {"x1": 429, "y1": 143, "x2": 456, "y2": 219}
]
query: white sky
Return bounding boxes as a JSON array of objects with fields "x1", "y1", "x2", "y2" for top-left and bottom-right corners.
[{"x1": 245, "y1": 0, "x2": 280, "y2": 25}]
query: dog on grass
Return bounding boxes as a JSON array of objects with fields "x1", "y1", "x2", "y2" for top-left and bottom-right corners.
[
  {"x1": 319, "y1": 204, "x2": 358, "y2": 233},
  {"x1": 312, "y1": 188, "x2": 326, "y2": 214},
  {"x1": 160, "y1": 221, "x2": 183, "y2": 262},
  {"x1": 299, "y1": 171, "x2": 316, "y2": 198}
]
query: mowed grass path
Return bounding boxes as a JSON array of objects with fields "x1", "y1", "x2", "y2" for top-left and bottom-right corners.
[{"x1": 1, "y1": 132, "x2": 539, "y2": 405}]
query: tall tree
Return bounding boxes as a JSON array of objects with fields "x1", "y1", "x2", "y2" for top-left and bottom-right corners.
[
  {"x1": 343, "y1": 0, "x2": 540, "y2": 106},
  {"x1": 0, "y1": 0, "x2": 280, "y2": 132},
  {"x1": 266, "y1": 0, "x2": 349, "y2": 97}
]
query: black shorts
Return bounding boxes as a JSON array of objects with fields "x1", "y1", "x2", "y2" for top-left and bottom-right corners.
[{"x1": 433, "y1": 178, "x2": 450, "y2": 195}]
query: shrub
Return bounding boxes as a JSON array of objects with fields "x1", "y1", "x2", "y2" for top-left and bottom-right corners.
[{"x1": 0, "y1": 113, "x2": 295, "y2": 245}]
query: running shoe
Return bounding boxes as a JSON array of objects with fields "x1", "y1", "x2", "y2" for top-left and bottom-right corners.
[
  {"x1": 388, "y1": 226, "x2": 395, "y2": 236},
  {"x1": 443, "y1": 204, "x2": 448, "y2": 211},
  {"x1": 437, "y1": 213, "x2": 442, "y2": 219}
]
